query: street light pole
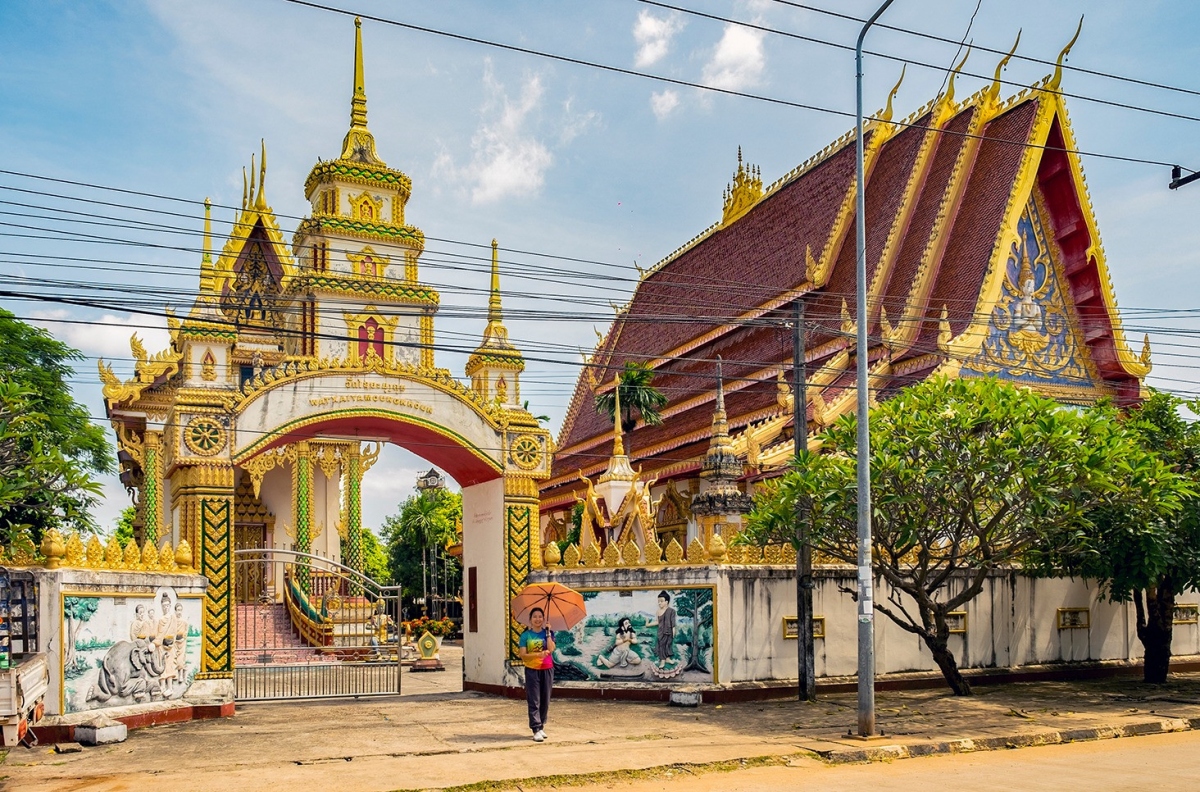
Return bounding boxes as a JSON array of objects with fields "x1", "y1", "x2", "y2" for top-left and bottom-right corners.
[{"x1": 854, "y1": 0, "x2": 895, "y2": 738}]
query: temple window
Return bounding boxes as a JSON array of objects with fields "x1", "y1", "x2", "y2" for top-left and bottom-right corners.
[{"x1": 357, "y1": 318, "x2": 385, "y2": 359}]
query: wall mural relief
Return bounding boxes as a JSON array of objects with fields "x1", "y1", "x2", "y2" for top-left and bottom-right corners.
[
  {"x1": 62, "y1": 587, "x2": 202, "y2": 713},
  {"x1": 551, "y1": 587, "x2": 714, "y2": 683}
]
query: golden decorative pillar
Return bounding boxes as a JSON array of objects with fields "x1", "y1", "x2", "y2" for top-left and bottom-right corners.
[
  {"x1": 174, "y1": 462, "x2": 236, "y2": 678},
  {"x1": 504, "y1": 475, "x2": 539, "y2": 660},
  {"x1": 141, "y1": 431, "x2": 163, "y2": 545}
]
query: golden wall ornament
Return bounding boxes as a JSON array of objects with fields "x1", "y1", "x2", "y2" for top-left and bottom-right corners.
[
  {"x1": 601, "y1": 541, "x2": 620, "y2": 567},
  {"x1": 562, "y1": 543, "x2": 581, "y2": 568},
  {"x1": 184, "y1": 416, "x2": 228, "y2": 456},
  {"x1": 687, "y1": 537, "x2": 709, "y2": 564},
  {"x1": 581, "y1": 543, "x2": 601, "y2": 568},
  {"x1": 643, "y1": 536, "x2": 663, "y2": 566},
  {"x1": 664, "y1": 538, "x2": 684, "y2": 566},
  {"x1": 542, "y1": 542, "x2": 561, "y2": 567}
]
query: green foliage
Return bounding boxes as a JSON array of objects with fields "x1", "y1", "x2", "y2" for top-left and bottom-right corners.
[
  {"x1": 0, "y1": 310, "x2": 112, "y2": 540},
  {"x1": 360, "y1": 527, "x2": 392, "y2": 585},
  {"x1": 112, "y1": 506, "x2": 136, "y2": 548},
  {"x1": 557, "y1": 502, "x2": 584, "y2": 555},
  {"x1": 382, "y1": 487, "x2": 463, "y2": 613},
  {"x1": 64, "y1": 596, "x2": 99, "y2": 623},
  {"x1": 747, "y1": 377, "x2": 1181, "y2": 695},
  {"x1": 594, "y1": 361, "x2": 669, "y2": 432},
  {"x1": 1031, "y1": 391, "x2": 1200, "y2": 598}
]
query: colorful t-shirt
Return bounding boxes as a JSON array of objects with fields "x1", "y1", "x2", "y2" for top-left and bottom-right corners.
[{"x1": 519, "y1": 629, "x2": 553, "y2": 670}]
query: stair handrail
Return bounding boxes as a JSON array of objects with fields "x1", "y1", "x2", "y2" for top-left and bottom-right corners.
[{"x1": 283, "y1": 566, "x2": 335, "y2": 648}]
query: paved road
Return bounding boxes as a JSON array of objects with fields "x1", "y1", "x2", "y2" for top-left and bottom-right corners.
[
  {"x1": 582, "y1": 730, "x2": 1200, "y2": 792},
  {"x1": 4, "y1": 662, "x2": 1199, "y2": 792}
]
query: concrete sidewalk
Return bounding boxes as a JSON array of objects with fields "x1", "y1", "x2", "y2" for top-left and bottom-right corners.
[{"x1": 5, "y1": 650, "x2": 1200, "y2": 792}]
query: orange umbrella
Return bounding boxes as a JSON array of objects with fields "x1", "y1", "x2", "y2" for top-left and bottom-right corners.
[{"x1": 511, "y1": 582, "x2": 587, "y2": 631}]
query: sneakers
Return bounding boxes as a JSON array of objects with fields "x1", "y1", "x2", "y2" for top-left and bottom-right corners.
[{"x1": 532, "y1": 730, "x2": 546, "y2": 742}]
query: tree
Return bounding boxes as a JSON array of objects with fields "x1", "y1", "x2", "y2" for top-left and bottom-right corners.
[
  {"x1": 1031, "y1": 391, "x2": 1200, "y2": 684},
  {"x1": 745, "y1": 377, "x2": 1179, "y2": 696},
  {"x1": 594, "y1": 361, "x2": 669, "y2": 433},
  {"x1": 0, "y1": 381, "x2": 104, "y2": 544},
  {"x1": 63, "y1": 596, "x2": 99, "y2": 672},
  {"x1": 0, "y1": 310, "x2": 113, "y2": 540},
  {"x1": 112, "y1": 506, "x2": 137, "y2": 547},
  {"x1": 360, "y1": 527, "x2": 392, "y2": 585},
  {"x1": 382, "y1": 488, "x2": 462, "y2": 616}
]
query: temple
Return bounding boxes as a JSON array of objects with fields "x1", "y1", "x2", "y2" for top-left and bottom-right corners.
[
  {"x1": 97, "y1": 18, "x2": 553, "y2": 690},
  {"x1": 541, "y1": 38, "x2": 1153, "y2": 548}
]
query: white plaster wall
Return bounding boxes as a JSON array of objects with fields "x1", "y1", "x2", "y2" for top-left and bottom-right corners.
[
  {"x1": 235, "y1": 373, "x2": 502, "y2": 465},
  {"x1": 461, "y1": 478, "x2": 509, "y2": 687},
  {"x1": 535, "y1": 565, "x2": 1200, "y2": 685},
  {"x1": 28, "y1": 568, "x2": 207, "y2": 715}
]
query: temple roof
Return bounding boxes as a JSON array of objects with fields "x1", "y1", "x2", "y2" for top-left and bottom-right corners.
[{"x1": 543, "y1": 64, "x2": 1151, "y2": 503}]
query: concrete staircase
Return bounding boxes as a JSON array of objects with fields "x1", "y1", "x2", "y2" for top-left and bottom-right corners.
[{"x1": 235, "y1": 603, "x2": 332, "y2": 665}]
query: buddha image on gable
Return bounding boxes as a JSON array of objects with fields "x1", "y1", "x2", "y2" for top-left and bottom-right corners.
[{"x1": 1004, "y1": 230, "x2": 1063, "y2": 356}]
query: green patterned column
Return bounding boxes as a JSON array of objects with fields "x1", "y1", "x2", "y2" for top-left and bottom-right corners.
[
  {"x1": 141, "y1": 432, "x2": 161, "y2": 545},
  {"x1": 194, "y1": 464, "x2": 235, "y2": 678},
  {"x1": 293, "y1": 441, "x2": 313, "y2": 594},
  {"x1": 504, "y1": 477, "x2": 537, "y2": 661},
  {"x1": 342, "y1": 448, "x2": 363, "y2": 595}
]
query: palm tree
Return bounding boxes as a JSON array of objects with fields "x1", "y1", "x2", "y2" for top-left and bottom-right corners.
[
  {"x1": 594, "y1": 361, "x2": 669, "y2": 433},
  {"x1": 398, "y1": 492, "x2": 449, "y2": 616}
]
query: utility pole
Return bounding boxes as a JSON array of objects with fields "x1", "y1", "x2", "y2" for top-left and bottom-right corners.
[
  {"x1": 853, "y1": 0, "x2": 895, "y2": 738},
  {"x1": 794, "y1": 299, "x2": 816, "y2": 702}
]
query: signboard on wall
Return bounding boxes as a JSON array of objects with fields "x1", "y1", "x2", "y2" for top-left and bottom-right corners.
[
  {"x1": 550, "y1": 587, "x2": 715, "y2": 684},
  {"x1": 61, "y1": 587, "x2": 202, "y2": 714}
]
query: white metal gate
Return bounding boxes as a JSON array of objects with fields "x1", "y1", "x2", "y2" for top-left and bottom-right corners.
[{"x1": 233, "y1": 549, "x2": 402, "y2": 701}]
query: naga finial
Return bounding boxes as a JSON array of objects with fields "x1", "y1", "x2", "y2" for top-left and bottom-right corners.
[{"x1": 1050, "y1": 16, "x2": 1084, "y2": 91}]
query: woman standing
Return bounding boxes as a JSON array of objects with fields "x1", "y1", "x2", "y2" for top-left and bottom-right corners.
[{"x1": 516, "y1": 607, "x2": 555, "y2": 742}]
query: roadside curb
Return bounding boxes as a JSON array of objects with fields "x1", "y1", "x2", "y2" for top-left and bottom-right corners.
[
  {"x1": 393, "y1": 718, "x2": 1200, "y2": 791},
  {"x1": 809, "y1": 716, "x2": 1200, "y2": 764}
]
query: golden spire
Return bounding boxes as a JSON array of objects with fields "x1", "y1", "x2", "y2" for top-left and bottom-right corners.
[
  {"x1": 488, "y1": 239, "x2": 503, "y2": 324},
  {"x1": 700, "y1": 356, "x2": 743, "y2": 485},
  {"x1": 199, "y1": 198, "x2": 215, "y2": 294},
  {"x1": 612, "y1": 374, "x2": 625, "y2": 457},
  {"x1": 254, "y1": 139, "x2": 267, "y2": 211},
  {"x1": 943, "y1": 46, "x2": 971, "y2": 108},
  {"x1": 241, "y1": 167, "x2": 248, "y2": 210},
  {"x1": 351, "y1": 17, "x2": 368, "y2": 129},
  {"x1": 248, "y1": 153, "x2": 256, "y2": 205},
  {"x1": 340, "y1": 17, "x2": 385, "y2": 165}
]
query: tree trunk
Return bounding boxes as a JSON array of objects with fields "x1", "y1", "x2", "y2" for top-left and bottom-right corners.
[
  {"x1": 924, "y1": 633, "x2": 972, "y2": 696},
  {"x1": 1136, "y1": 581, "x2": 1176, "y2": 685}
]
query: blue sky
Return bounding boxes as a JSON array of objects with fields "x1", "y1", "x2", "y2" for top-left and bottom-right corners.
[{"x1": 3, "y1": 1, "x2": 1199, "y2": 533}]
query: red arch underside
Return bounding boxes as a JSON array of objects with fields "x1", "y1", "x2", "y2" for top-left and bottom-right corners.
[{"x1": 247, "y1": 415, "x2": 501, "y2": 487}]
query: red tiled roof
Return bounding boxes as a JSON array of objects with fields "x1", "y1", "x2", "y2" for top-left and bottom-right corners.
[{"x1": 545, "y1": 85, "x2": 1146, "y2": 501}]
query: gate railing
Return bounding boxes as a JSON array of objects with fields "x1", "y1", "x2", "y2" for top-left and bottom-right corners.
[{"x1": 233, "y1": 549, "x2": 403, "y2": 701}]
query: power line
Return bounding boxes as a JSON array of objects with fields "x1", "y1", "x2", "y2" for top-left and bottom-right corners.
[
  {"x1": 643, "y1": 1, "x2": 1200, "y2": 125},
  {"x1": 765, "y1": 0, "x2": 1200, "y2": 100}
]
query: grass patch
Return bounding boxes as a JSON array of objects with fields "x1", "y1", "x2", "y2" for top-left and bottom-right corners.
[{"x1": 389, "y1": 754, "x2": 803, "y2": 792}]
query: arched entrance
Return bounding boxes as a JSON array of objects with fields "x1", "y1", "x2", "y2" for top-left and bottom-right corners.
[{"x1": 99, "y1": 16, "x2": 551, "y2": 696}]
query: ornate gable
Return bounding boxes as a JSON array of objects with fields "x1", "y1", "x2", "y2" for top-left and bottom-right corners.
[{"x1": 960, "y1": 194, "x2": 1105, "y2": 401}]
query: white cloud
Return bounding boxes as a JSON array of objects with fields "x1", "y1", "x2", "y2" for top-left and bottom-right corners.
[
  {"x1": 559, "y1": 98, "x2": 600, "y2": 146},
  {"x1": 434, "y1": 62, "x2": 554, "y2": 205},
  {"x1": 702, "y1": 24, "x2": 766, "y2": 91},
  {"x1": 650, "y1": 89, "x2": 681, "y2": 120},
  {"x1": 30, "y1": 310, "x2": 170, "y2": 360},
  {"x1": 633, "y1": 10, "x2": 684, "y2": 68}
]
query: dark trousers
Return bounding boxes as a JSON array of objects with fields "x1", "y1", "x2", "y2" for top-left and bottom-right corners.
[{"x1": 524, "y1": 666, "x2": 553, "y2": 732}]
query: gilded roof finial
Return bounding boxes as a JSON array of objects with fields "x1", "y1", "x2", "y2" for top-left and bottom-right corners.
[
  {"x1": 611, "y1": 374, "x2": 625, "y2": 457},
  {"x1": 241, "y1": 167, "x2": 248, "y2": 210},
  {"x1": 199, "y1": 198, "x2": 215, "y2": 293},
  {"x1": 1140, "y1": 333, "x2": 1152, "y2": 367},
  {"x1": 721, "y1": 147, "x2": 764, "y2": 228},
  {"x1": 351, "y1": 17, "x2": 367, "y2": 129},
  {"x1": 938, "y1": 304, "x2": 953, "y2": 353},
  {"x1": 340, "y1": 17, "x2": 384, "y2": 165},
  {"x1": 879, "y1": 64, "x2": 906, "y2": 123},
  {"x1": 248, "y1": 152, "x2": 257, "y2": 207},
  {"x1": 1050, "y1": 16, "x2": 1084, "y2": 91},
  {"x1": 988, "y1": 30, "x2": 1021, "y2": 101},
  {"x1": 488, "y1": 239, "x2": 503, "y2": 324},
  {"x1": 254, "y1": 139, "x2": 267, "y2": 211},
  {"x1": 944, "y1": 45, "x2": 971, "y2": 108}
]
